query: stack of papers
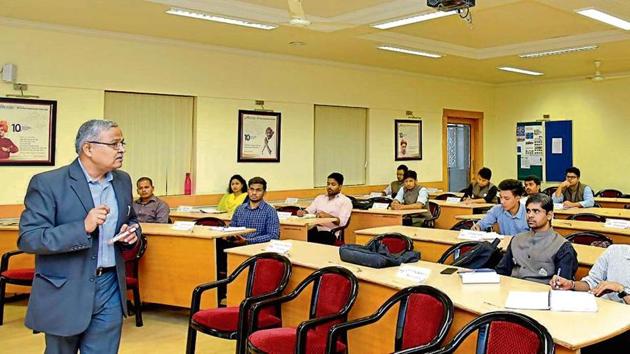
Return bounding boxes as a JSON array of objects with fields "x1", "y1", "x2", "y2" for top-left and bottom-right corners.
[
  {"x1": 446, "y1": 197, "x2": 462, "y2": 203},
  {"x1": 371, "y1": 202, "x2": 390, "y2": 210},
  {"x1": 209, "y1": 226, "x2": 247, "y2": 232},
  {"x1": 604, "y1": 218, "x2": 630, "y2": 229},
  {"x1": 277, "y1": 211, "x2": 293, "y2": 220},
  {"x1": 458, "y1": 229, "x2": 504, "y2": 241},
  {"x1": 505, "y1": 290, "x2": 598, "y2": 312},
  {"x1": 171, "y1": 221, "x2": 195, "y2": 231},
  {"x1": 199, "y1": 207, "x2": 222, "y2": 214},
  {"x1": 459, "y1": 269, "x2": 500, "y2": 284}
]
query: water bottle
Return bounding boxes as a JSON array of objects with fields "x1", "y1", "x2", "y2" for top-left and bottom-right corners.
[{"x1": 184, "y1": 173, "x2": 192, "y2": 195}]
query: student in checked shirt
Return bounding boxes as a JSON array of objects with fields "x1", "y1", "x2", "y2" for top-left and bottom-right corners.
[{"x1": 296, "y1": 172, "x2": 352, "y2": 245}]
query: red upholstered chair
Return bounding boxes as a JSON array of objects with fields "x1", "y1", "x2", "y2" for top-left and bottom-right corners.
[
  {"x1": 422, "y1": 201, "x2": 442, "y2": 228},
  {"x1": 326, "y1": 285, "x2": 454, "y2": 354},
  {"x1": 437, "y1": 241, "x2": 481, "y2": 265},
  {"x1": 595, "y1": 189, "x2": 623, "y2": 198},
  {"x1": 427, "y1": 311, "x2": 554, "y2": 354},
  {"x1": 567, "y1": 213, "x2": 606, "y2": 223},
  {"x1": 369, "y1": 233, "x2": 414, "y2": 254},
  {"x1": 277, "y1": 206, "x2": 303, "y2": 215},
  {"x1": 247, "y1": 266, "x2": 359, "y2": 354},
  {"x1": 434, "y1": 193, "x2": 461, "y2": 201},
  {"x1": 195, "y1": 217, "x2": 227, "y2": 227},
  {"x1": 187, "y1": 252, "x2": 292, "y2": 354},
  {"x1": 450, "y1": 219, "x2": 476, "y2": 231},
  {"x1": 0, "y1": 250, "x2": 34, "y2": 326},
  {"x1": 331, "y1": 216, "x2": 351, "y2": 247},
  {"x1": 565, "y1": 231, "x2": 612, "y2": 248},
  {"x1": 121, "y1": 233, "x2": 148, "y2": 327},
  {"x1": 542, "y1": 186, "x2": 558, "y2": 197}
]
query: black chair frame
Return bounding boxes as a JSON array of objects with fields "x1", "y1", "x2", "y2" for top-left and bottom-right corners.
[
  {"x1": 423, "y1": 201, "x2": 442, "y2": 228},
  {"x1": 595, "y1": 189, "x2": 623, "y2": 198},
  {"x1": 187, "y1": 252, "x2": 292, "y2": 354},
  {"x1": 369, "y1": 233, "x2": 414, "y2": 253},
  {"x1": 247, "y1": 266, "x2": 359, "y2": 354},
  {"x1": 434, "y1": 193, "x2": 461, "y2": 201},
  {"x1": 567, "y1": 213, "x2": 607, "y2": 223},
  {"x1": 565, "y1": 231, "x2": 612, "y2": 247},
  {"x1": 0, "y1": 250, "x2": 33, "y2": 326},
  {"x1": 449, "y1": 219, "x2": 476, "y2": 231},
  {"x1": 124, "y1": 233, "x2": 148, "y2": 327},
  {"x1": 437, "y1": 241, "x2": 481, "y2": 264},
  {"x1": 326, "y1": 285, "x2": 454, "y2": 354},
  {"x1": 195, "y1": 217, "x2": 227, "y2": 227},
  {"x1": 369, "y1": 196, "x2": 393, "y2": 206},
  {"x1": 427, "y1": 311, "x2": 555, "y2": 354}
]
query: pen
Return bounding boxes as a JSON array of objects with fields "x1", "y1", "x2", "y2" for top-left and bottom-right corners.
[{"x1": 554, "y1": 268, "x2": 561, "y2": 289}]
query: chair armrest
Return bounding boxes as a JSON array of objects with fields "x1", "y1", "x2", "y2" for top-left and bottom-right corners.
[
  {"x1": 1, "y1": 250, "x2": 25, "y2": 273},
  {"x1": 296, "y1": 312, "x2": 349, "y2": 354},
  {"x1": 248, "y1": 291, "x2": 300, "y2": 332},
  {"x1": 189, "y1": 278, "x2": 231, "y2": 314},
  {"x1": 237, "y1": 291, "x2": 285, "y2": 344}
]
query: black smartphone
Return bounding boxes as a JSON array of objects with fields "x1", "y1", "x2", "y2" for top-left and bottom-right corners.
[{"x1": 440, "y1": 267, "x2": 458, "y2": 275}]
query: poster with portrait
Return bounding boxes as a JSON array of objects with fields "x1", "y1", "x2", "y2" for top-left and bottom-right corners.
[
  {"x1": 395, "y1": 119, "x2": 422, "y2": 161},
  {"x1": 237, "y1": 110, "x2": 281, "y2": 162},
  {"x1": 0, "y1": 98, "x2": 57, "y2": 166}
]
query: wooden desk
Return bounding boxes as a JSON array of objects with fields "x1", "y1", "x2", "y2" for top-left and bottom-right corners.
[
  {"x1": 552, "y1": 219, "x2": 630, "y2": 244},
  {"x1": 0, "y1": 222, "x2": 34, "y2": 295},
  {"x1": 226, "y1": 241, "x2": 630, "y2": 354},
  {"x1": 554, "y1": 207, "x2": 630, "y2": 220},
  {"x1": 344, "y1": 208, "x2": 426, "y2": 245},
  {"x1": 169, "y1": 211, "x2": 335, "y2": 242},
  {"x1": 138, "y1": 223, "x2": 254, "y2": 309},
  {"x1": 354, "y1": 225, "x2": 601, "y2": 280},
  {"x1": 429, "y1": 191, "x2": 464, "y2": 199},
  {"x1": 431, "y1": 200, "x2": 494, "y2": 230},
  {"x1": 594, "y1": 197, "x2": 630, "y2": 209},
  {"x1": 454, "y1": 214, "x2": 485, "y2": 221}
]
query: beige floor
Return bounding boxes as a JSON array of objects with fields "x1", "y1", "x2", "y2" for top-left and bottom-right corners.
[{"x1": 1, "y1": 300, "x2": 236, "y2": 354}]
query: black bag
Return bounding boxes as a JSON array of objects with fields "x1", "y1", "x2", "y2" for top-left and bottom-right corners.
[
  {"x1": 351, "y1": 198, "x2": 374, "y2": 210},
  {"x1": 451, "y1": 238, "x2": 503, "y2": 269},
  {"x1": 339, "y1": 237, "x2": 420, "y2": 268}
]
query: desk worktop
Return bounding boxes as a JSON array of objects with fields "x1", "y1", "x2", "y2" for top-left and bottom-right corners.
[
  {"x1": 351, "y1": 208, "x2": 426, "y2": 215},
  {"x1": 139, "y1": 222, "x2": 254, "y2": 240},
  {"x1": 554, "y1": 207, "x2": 630, "y2": 219},
  {"x1": 226, "y1": 240, "x2": 630, "y2": 350},
  {"x1": 431, "y1": 200, "x2": 495, "y2": 209},
  {"x1": 168, "y1": 211, "x2": 335, "y2": 227}
]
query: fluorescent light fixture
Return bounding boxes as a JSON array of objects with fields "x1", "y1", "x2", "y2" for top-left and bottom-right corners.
[
  {"x1": 498, "y1": 66, "x2": 544, "y2": 76},
  {"x1": 519, "y1": 45, "x2": 598, "y2": 58},
  {"x1": 372, "y1": 11, "x2": 456, "y2": 29},
  {"x1": 378, "y1": 45, "x2": 442, "y2": 58},
  {"x1": 166, "y1": 7, "x2": 278, "y2": 30},
  {"x1": 576, "y1": 8, "x2": 630, "y2": 30}
]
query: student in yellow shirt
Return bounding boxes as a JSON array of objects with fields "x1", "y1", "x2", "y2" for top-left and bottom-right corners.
[{"x1": 217, "y1": 174, "x2": 248, "y2": 216}]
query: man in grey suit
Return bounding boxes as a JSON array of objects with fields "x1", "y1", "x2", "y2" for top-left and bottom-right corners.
[{"x1": 19, "y1": 119, "x2": 140, "y2": 354}]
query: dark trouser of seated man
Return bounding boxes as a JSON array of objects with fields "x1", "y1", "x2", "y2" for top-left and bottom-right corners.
[{"x1": 307, "y1": 227, "x2": 337, "y2": 245}]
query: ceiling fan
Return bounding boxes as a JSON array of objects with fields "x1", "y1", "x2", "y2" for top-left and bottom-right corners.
[
  {"x1": 284, "y1": 0, "x2": 355, "y2": 31},
  {"x1": 586, "y1": 60, "x2": 630, "y2": 82},
  {"x1": 287, "y1": 0, "x2": 311, "y2": 27}
]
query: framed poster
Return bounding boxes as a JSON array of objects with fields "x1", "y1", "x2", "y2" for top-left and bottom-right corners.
[
  {"x1": 0, "y1": 98, "x2": 57, "y2": 166},
  {"x1": 395, "y1": 119, "x2": 422, "y2": 161},
  {"x1": 237, "y1": 110, "x2": 281, "y2": 162}
]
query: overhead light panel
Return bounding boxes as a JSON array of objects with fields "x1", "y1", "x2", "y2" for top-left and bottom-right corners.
[
  {"x1": 498, "y1": 66, "x2": 544, "y2": 76},
  {"x1": 372, "y1": 11, "x2": 457, "y2": 29},
  {"x1": 519, "y1": 45, "x2": 598, "y2": 58},
  {"x1": 576, "y1": 8, "x2": 630, "y2": 30},
  {"x1": 166, "y1": 7, "x2": 278, "y2": 30},
  {"x1": 377, "y1": 45, "x2": 442, "y2": 58}
]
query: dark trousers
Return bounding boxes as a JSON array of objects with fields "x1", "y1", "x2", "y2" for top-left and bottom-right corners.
[
  {"x1": 307, "y1": 227, "x2": 337, "y2": 245},
  {"x1": 216, "y1": 238, "x2": 242, "y2": 303}
]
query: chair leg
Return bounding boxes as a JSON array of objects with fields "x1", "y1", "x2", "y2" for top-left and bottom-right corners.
[
  {"x1": 0, "y1": 278, "x2": 6, "y2": 326},
  {"x1": 133, "y1": 287, "x2": 143, "y2": 327},
  {"x1": 186, "y1": 325, "x2": 197, "y2": 354}
]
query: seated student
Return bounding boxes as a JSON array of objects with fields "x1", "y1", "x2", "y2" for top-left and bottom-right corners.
[
  {"x1": 552, "y1": 166, "x2": 595, "y2": 208},
  {"x1": 471, "y1": 179, "x2": 529, "y2": 235},
  {"x1": 297, "y1": 172, "x2": 352, "y2": 245},
  {"x1": 496, "y1": 193, "x2": 578, "y2": 284},
  {"x1": 522, "y1": 175, "x2": 541, "y2": 206},
  {"x1": 551, "y1": 244, "x2": 630, "y2": 353},
  {"x1": 217, "y1": 174, "x2": 248, "y2": 216},
  {"x1": 391, "y1": 170, "x2": 429, "y2": 210},
  {"x1": 461, "y1": 167, "x2": 498, "y2": 204},
  {"x1": 383, "y1": 164, "x2": 408, "y2": 198},
  {"x1": 132, "y1": 176, "x2": 170, "y2": 223}
]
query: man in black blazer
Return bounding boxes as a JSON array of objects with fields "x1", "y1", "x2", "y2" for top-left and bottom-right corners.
[{"x1": 19, "y1": 119, "x2": 140, "y2": 354}]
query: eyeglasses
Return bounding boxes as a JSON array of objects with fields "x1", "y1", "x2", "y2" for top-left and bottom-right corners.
[
  {"x1": 88, "y1": 140, "x2": 126, "y2": 150},
  {"x1": 566, "y1": 175, "x2": 578, "y2": 179}
]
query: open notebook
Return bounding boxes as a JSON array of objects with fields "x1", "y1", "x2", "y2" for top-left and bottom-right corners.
[{"x1": 505, "y1": 290, "x2": 598, "y2": 312}]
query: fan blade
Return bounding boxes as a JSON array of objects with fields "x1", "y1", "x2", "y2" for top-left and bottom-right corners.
[{"x1": 288, "y1": 0, "x2": 305, "y2": 19}]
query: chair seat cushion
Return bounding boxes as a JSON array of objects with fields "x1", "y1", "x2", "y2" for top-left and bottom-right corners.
[
  {"x1": 0, "y1": 268, "x2": 35, "y2": 281},
  {"x1": 126, "y1": 276, "x2": 138, "y2": 288},
  {"x1": 248, "y1": 327, "x2": 347, "y2": 354},
  {"x1": 192, "y1": 306, "x2": 281, "y2": 333}
]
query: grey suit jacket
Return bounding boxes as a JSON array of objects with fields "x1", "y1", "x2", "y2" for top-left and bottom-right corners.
[{"x1": 18, "y1": 158, "x2": 141, "y2": 336}]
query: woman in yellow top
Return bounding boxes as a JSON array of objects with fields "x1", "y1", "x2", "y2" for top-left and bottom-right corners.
[{"x1": 217, "y1": 174, "x2": 248, "y2": 216}]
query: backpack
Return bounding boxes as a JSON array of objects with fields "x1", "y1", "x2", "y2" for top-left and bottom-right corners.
[
  {"x1": 351, "y1": 198, "x2": 374, "y2": 210},
  {"x1": 339, "y1": 236, "x2": 420, "y2": 268},
  {"x1": 451, "y1": 238, "x2": 503, "y2": 269}
]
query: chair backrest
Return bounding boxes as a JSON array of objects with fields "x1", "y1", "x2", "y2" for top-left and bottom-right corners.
[
  {"x1": 244, "y1": 253, "x2": 293, "y2": 298},
  {"x1": 430, "y1": 311, "x2": 554, "y2": 354},
  {"x1": 304, "y1": 267, "x2": 358, "y2": 334},
  {"x1": 437, "y1": 241, "x2": 481, "y2": 265},
  {"x1": 450, "y1": 219, "x2": 476, "y2": 231},
  {"x1": 567, "y1": 213, "x2": 606, "y2": 223},
  {"x1": 565, "y1": 231, "x2": 612, "y2": 248},
  {"x1": 542, "y1": 186, "x2": 557, "y2": 197},
  {"x1": 595, "y1": 189, "x2": 623, "y2": 198},
  {"x1": 194, "y1": 217, "x2": 227, "y2": 226},
  {"x1": 427, "y1": 201, "x2": 441, "y2": 219},
  {"x1": 435, "y1": 193, "x2": 460, "y2": 201},
  {"x1": 370, "y1": 233, "x2": 414, "y2": 254},
  {"x1": 121, "y1": 233, "x2": 148, "y2": 278},
  {"x1": 276, "y1": 205, "x2": 302, "y2": 215}
]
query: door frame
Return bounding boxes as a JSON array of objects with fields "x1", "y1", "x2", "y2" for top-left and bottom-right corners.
[{"x1": 442, "y1": 109, "x2": 484, "y2": 191}]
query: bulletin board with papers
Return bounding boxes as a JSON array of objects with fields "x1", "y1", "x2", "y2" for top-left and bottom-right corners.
[{"x1": 516, "y1": 122, "x2": 544, "y2": 180}]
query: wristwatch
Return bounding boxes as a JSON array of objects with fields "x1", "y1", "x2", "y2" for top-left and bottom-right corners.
[{"x1": 618, "y1": 288, "x2": 629, "y2": 298}]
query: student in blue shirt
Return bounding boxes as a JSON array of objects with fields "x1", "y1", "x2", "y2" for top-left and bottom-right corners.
[{"x1": 471, "y1": 179, "x2": 529, "y2": 235}]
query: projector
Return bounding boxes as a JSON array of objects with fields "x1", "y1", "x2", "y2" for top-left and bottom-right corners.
[{"x1": 427, "y1": 0, "x2": 475, "y2": 11}]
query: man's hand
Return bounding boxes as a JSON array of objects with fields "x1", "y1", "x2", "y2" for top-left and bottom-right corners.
[
  {"x1": 85, "y1": 205, "x2": 110, "y2": 233},
  {"x1": 390, "y1": 201, "x2": 402, "y2": 210},
  {"x1": 549, "y1": 275, "x2": 573, "y2": 290},
  {"x1": 563, "y1": 201, "x2": 578, "y2": 208},
  {"x1": 470, "y1": 223, "x2": 481, "y2": 231},
  {"x1": 296, "y1": 209, "x2": 306, "y2": 217},
  {"x1": 592, "y1": 281, "x2": 624, "y2": 297},
  {"x1": 559, "y1": 180, "x2": 571, "y2": 190},
  {"x1": 118, "y1": 224, "x2": 139, "y2": 244},
  {"x1": 227, "y1": 235, "x2": 247, "y2": 246}
]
